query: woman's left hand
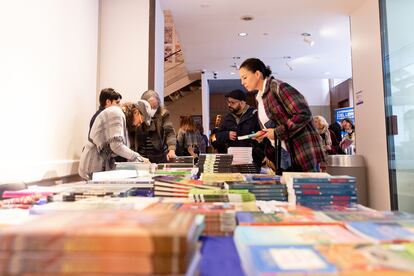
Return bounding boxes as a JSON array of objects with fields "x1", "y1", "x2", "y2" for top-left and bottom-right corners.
[{"x1": 263, "y1": 128, "x2": 275, "y2": 140}]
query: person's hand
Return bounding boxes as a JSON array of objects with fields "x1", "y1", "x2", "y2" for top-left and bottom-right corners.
[
  {"x1": 167, "y1": 150, "x2": 177, "y2": 160},
  {"x1": 252, "y1": 130, "x2": 267, "y2": 142},
  {"x1": 265, "y1": 128, "x2": 275, "y2": 140},
  {"x1": 141, "y1": 157, "x2": 150, "y2": 163},
  {"x1": 229, "y1": 131, "x2": 237, "y2": 141},
  {"x1": 135, "y1": 155, "x2": 150, "y2": 163}
]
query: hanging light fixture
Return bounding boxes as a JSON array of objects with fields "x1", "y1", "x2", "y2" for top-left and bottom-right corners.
[{"x1": 301, "y1": 32, "x2": 315, "y2": 47}]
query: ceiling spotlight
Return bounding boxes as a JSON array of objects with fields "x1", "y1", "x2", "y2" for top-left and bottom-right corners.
[
  {"x1": 240, "y1": 15, "x2": 254, "y2": 21},
  {"x1": 238, "y1": 32, "x2": 248, "y2": 37},
  {"x1": 301, "y1": 32, "x2": 315, "y2": 47}
]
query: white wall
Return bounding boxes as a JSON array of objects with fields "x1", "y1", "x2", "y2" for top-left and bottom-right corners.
[
  {"x1": 283, "y1": 78, "x2": 330, "y2": 106},
  {"x1": 99, "y1": 0, "x2": 150, "y2": 102},
  {"x1": 350, "y1": 0, "x2": 390, "y2": 210},
  {"x1": 0, "y1": 0, "x2": 99, "y2": 182}
]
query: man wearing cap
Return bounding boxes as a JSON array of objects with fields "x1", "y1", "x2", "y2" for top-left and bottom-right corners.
[
  {"x1": 128, "y1": 90, "x2": 177, "y2": 163},
  {"x1": 214, "y1": 89, "x2": 264, "y2": 169}
]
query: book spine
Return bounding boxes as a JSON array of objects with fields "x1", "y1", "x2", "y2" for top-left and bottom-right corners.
[
  {"x1": 293, "y1": 178, "x2": 355, "y2": 184},
  {"x1": 295, "y1": 190, "x2": 357, "y2": 196},
  {"x1": 293, "y1": 184, "x2": 356, "y2": 189}
]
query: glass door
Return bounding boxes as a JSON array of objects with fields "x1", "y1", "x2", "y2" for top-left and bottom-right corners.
[{"x1": 380, "y1": 0, "x2": 414, "y2": 212}]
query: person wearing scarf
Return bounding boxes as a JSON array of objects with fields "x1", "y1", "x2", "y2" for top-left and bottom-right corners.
[
  {"x1": 239, "y1": 58, "x2": 325, "y2": 172},
  {"x1": 78, "y1": 100, "x2": 151, "y2": 180}
]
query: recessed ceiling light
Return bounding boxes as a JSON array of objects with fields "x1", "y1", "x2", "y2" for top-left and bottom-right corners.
[
  {"x1": 238, "y1": 32, "x2": 248, "y2": 37},
  {"x1": 230, "y1": 72, "x2": 236, "y2": 75},
  {"x1": 240, "y1": 15, "x2": 254, "y2": 21}
]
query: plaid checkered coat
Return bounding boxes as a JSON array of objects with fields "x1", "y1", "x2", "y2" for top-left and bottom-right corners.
[{"x1": 261, "y1": 77, "x2": 325, "y2": 171}]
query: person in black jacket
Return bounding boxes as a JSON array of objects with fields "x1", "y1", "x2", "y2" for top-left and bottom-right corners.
[{"x1": 214, "y1": 89, "x2": 265, "y2": 170}]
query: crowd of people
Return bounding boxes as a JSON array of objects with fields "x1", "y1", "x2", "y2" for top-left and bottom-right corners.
[{"x1": 78, "y1": 58, "x2": 356, "y2": 179}]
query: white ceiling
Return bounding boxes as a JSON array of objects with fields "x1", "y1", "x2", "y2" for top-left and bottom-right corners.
[{"x1": 159, "y1": 0, "x2": 366, "y2": 80}]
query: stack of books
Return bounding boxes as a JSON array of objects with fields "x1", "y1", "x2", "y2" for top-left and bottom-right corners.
[
  {"x1": 226, "y1": 181, "x2": 288, "y2": 201},
  {"x1": 292, "y1": 175, "x2": 357, "y2": 209},
  {"x1": 153, "y1": 175, "x2": 222, "y2": 198},
  {"x1": 188, "y1": 188, "x2": 256, "y2": 203},
  {"x1": 198, "y1": 154, "x2": 233, "y2": 173},
  {"x1": 236, "y1": 208, "x2": 337, "y2": 226},
  {"x1": 0, "y1": 210, "x2": 204, "y2": 275},
  {"x1": 179, "y1": 202, "x2": 237, "y2": 236},
  {"x1": 155, "y1": 162, "x2": 195, "y2": 176}
]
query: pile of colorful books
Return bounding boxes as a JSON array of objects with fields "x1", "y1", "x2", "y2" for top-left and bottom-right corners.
[
  {"x1": 233, "y1": 202, "x2": 414, "y2": 275},
  {"x1": 179, "y1": 202, "x2": 237, "y2": 236},
  {"x1": 153, "y1": 175, "x2": 222, "y2": 198},
  {"x1": 226, "y1": 181, "x2": 287, "y2": 201},
  {"x1": 198, "y1": 154, "x2": 234, "y2": 173},
  {"x1": 292, "y1": 175, "x2": 357, "y2": 209},
  {"x1": 0, "y1": 210, "x2": 204, "y2": 275},
  {"x1": 188, "y1": 188, "x2": 256, "y2": 203}
]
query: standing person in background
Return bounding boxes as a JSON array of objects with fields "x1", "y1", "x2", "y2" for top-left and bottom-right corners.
[
  {"x1": 89, "y1": 88, "x2": 122, "y2": 132},
  {"x1": 340, "y1": 118, "x2": 356, "y2": 154},
  {"x1": 239, "y1": 58, "x2": 325, "y2": 172},
  {"x1": 176, "y1": 115, "x2": 202, "y2": 157},
  {"x1": 329, "y1": 120, "x2": 343, "y2": 145},
  {"x1": 196, "y1": 123, "x2": 208, "y2": 153},
  {"x1": 313, "y1": 115, "x2": 333, "y2": 154},
  {"x1": 128, "y1": 90, "x2": 177, "y2": 163},
  {"x1": 214, "y1": 89, "x2": 264, "y2": 170},
  {"x1": 79, "y1": 101, "x2": 151, "y2": 180},
  {"x1": 210, "y1": 114, "x2": 227, "y2": 153}
]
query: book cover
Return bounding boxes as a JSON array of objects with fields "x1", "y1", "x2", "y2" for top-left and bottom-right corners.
[
  {"x1": 234, "y1": 225, "x2": 368, "y2": 246},
  {"x1": 346, "y1": 221, "x2": 414, "y2": 242},
  {"x1": 245, "y1": 244, "x2": 337, "y2": 275},
  {"x1": 236, "y1": 211, "x2": 337, "y2": 226}
]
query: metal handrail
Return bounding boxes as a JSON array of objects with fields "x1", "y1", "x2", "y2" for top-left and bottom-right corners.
[{"x1": 164, "y1": 49, "x2": 182, "y2": 61}]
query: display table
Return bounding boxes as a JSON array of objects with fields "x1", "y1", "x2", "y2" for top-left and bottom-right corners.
[{"x1": 200, "y1": 236, "x2": 244, "y2": 276}]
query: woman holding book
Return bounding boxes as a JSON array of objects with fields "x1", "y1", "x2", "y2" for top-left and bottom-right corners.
[
  {"x1": 176, "y1": 115, "x2": 202, "y2": 158},
  {"x1": 239, "y1": 58, "x2": 325, "y2": 172},
  {"x1": 79, "y1": 100, "x2": 151, "y2": 180}
]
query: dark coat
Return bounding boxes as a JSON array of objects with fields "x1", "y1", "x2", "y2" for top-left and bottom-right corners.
[
  {"x1": 329, "y1": 121, "x2": 343, "y2": 144},
  {"x1": 215, "y1": 106, "x2": 261, "y2": 147},
  {"x1": 128, "y1": 107, "x2": 176, "y2": 163},
  {"x1": 215, "y1": 106, "x2": 264, "y2": 166},
  {"x1": 261, "y1": 77, "x2": 325, "y2": 172}
]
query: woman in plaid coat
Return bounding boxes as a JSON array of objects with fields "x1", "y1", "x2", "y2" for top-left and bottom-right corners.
[{"x1": 239, "y1": 58, "x2": 325, "y2": 172}]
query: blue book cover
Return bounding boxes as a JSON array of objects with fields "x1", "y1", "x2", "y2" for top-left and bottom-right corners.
[
  {"x1": 247, "y1": 244, "x2": 337, "y2": 274},
  {"x1": 346, "y1": 220, "x2": 414, "y2": 242}
]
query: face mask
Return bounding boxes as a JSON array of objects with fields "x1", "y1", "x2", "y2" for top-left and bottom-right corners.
[{"x1": 149, "y1": 108, "x2": 157, "y2": 118}]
